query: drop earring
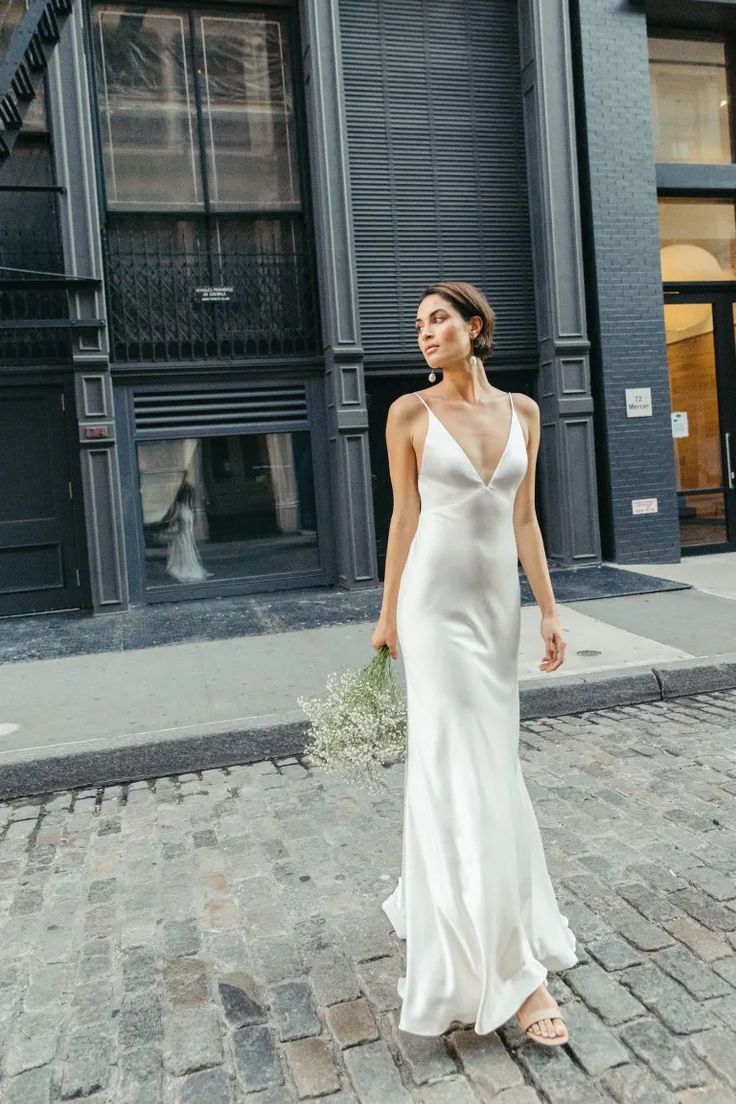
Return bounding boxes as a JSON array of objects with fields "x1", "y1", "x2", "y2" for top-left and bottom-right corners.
[{"x1": 428, "y1": 368, "x2": 436, "y2": 382}]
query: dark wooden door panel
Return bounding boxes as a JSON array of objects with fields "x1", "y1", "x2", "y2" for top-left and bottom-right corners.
[{"x1": 0, "y1": 385, "x2": 80, "y2": 615}]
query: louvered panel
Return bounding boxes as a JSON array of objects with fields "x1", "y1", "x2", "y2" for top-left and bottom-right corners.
[
  {"x1": 134, "y1": 384, "x2": 308, "y2": 433},
  {"x1": 340, "y1": 0, "x2": 537, "y2": 362}
]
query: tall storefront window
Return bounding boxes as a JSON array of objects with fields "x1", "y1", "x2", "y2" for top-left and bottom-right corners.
[
  {"x1": 648, "y1": 37, "x2": 732, "y2": 164},
  {"x1": 93, "y1": 6, "x2": 300, "y2": 210},
  {"x1": 137, "y1": 432, "x2": 319, "y2": 587},
  {"x1": 659, "y1": 198, "x2": 736, "y2": 281},
  {"x1": 91, "y1": 5, "x2": 317, "y2": 362}
]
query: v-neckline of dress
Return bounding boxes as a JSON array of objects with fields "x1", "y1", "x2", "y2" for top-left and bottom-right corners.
[{"x1": 424, "y1": 393, "x2": 516, "y2": 490}]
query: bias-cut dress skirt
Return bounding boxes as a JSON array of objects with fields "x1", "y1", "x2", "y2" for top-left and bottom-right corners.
[{"x1": 382, "y1": 390, "x2": 578, "y2": 1037}]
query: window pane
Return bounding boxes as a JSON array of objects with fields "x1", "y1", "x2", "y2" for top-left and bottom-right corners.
[
  {"x1": 93, "y1": 7, "x2": 203, "y2": 208},
  {"x1": 137, "y1": 433, "x2": 319, "y2": 587},
  {"x1": 199, "y1": 14, "x2": 301, "y2": 210},
  {"x1": 648, "y1": 36, "x2": 732, "y2": 163},
  {"x1": 659, "y1": 198, "x2": 736, "y2": 280}
]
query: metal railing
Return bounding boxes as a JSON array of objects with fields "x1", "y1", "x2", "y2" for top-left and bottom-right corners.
[{"x1": 105, "y1": 229, "x2": 320, "y2": 363}]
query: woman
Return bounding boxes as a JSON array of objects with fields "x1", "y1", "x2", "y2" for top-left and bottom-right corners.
[{"x1": 371, "y1": 281, "x2": 578, "y2": 1045}]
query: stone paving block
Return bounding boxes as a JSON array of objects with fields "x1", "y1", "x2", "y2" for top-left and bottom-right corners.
[
  {"x1": 250, "y1": 937, "x2": 303, "y2": 984},
  {"x1": 619, "y1": 1017, "x2": 710, "y2": 1090},
  {"x1": 386, "y1": 1010, "x2": 455, "y2": 1085},
  {"x1": 558, "y1": 898, "x2": 611, "y2": 942},
  {"x1": 496, "y1": 1089, "x2": 543, "y2": 1104},
  {"x1": 232, "y1": 1024, "x2": 284, "y2": 1093},
  {"x1": 587, "y1": 937, "x2": 643, "y2": 972},
  {"x1": 164, "y1": 917, "x2": 202, "y2": 957},
  {"x1": 3, "y1": 1063, "x2": 53, "y2": 1104},
  {"x1": 284, "y1": 1035, "x2": 341, "y2": 1098},
  {"x1": 673, "y1": 890, "x2": 736, "y2": 933},
  {"x1": 561, "y1": 1000, "x2": 629, "y2": 1075},
  {"x1": 517, "y1": 1039, "x2": 610, "y2": 1103},
  {"x1": 178, "y1": 1066, "x2": 234, "y2": 1103},
  {"x1": 618, "y1": 882, "x2": 684, "y2": 923},
  {"x1": 653, "y1": 946, "x2": 734, "y2": 1000},
  {"x1": 59, "y1": 1028, "x2": 114, "y2": 1099},
  {"x1": 326, "y1": 997, "x2": 379, "y2": 1048},
  {"x1": 117, "y1": 1043, "x2": 163, "y2": 1096},
  {"x1": 23, "y1": 961, "x2": 72, "y2": 1012},
  {"x1": 342, "y1": 1039, "x2": 412, "y2": 1103},
  {"x1": 620, "y1": 962, "x2": 717, "y2": 1034},
  {"x1": 122, "y1": 946, "x2": 158, "y2": 991},
  {"x1": 217, "y1": 971, "x2": 267, "y2": 1027},
  {"x1": 690, "y1": 1028, "x2": 736, "y2": 1089},
  {"x1": 2, "y1": 1011, "x2": 58, "y2": 1076},
  {"x1": 356, "y1": 956, "x2": 403, "y2": 1013},
  {"x1": 448, "y1": 1027, "x2": 523, "y2": 1096},
  {"x1": 665, "y1": 918, "x2": 733, "y2": 963},
  {"x1": 565, "y1": 963, "x2": 644, "y2": 1025},
  {"x1": 609, "y1": 910, "x2": 676, "y2": 951},
  {"x1": 417, "y1": 1076, "x2": 481, "y2": 1103},
  {"x1": 163, "y1": 1008, "x2": 223, "y2": 1076},
  {"x1": 683, "y1": 867, "x2": 736, "y2": 903},
  {"x1": 164, "y1": 957, "x2": 211, "y2": 1009},
  {"x1": 309, "y1": 949, "x2": 361, "y2": 1006},
  {"x1": 713, "y1": 958, "x2": 736, "y2": 987},
  {"x1": 119, "y1": 989, "x2": 163, "y2": 1049},
  {"x1": 271, "y1": 979, "x2": 321, "y2": 1041},
  {"x1": 676, "y1": 1086, "x2": 736, "y2": 1104},
  {"x1": 601, "y1": 1062, "x2": 673, "y2": 1104}
]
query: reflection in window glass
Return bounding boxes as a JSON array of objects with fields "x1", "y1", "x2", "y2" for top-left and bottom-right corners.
[
  {"x1": 199, "y1": 15, "x2": 300, "y2": 210},
  {"x1": 659, "y1": 198, "x2": 736, "y2": 280},
  {"x1": 648, "y1": 36, "x2": 732, "y2": 163},
  {"x1": 137, "y1": 432, "x2": 318, "y2": 587},
  {"x1": 94, "y1": 7, "x2": 203, "y2": 207}
]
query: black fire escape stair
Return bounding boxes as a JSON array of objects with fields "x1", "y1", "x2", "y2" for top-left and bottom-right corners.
[{"x1": 0, "y1": 0, "x2": 103, "y2": 337}]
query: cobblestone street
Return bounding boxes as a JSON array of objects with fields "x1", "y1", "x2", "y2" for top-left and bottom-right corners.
[{"x1": 1, "y1": 690, "x2": 736, "y2": 1103}]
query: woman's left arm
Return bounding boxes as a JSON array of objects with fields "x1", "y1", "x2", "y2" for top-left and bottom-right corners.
[{"x1": 511, "y1": 394, "x2": 566, "y2": 673}]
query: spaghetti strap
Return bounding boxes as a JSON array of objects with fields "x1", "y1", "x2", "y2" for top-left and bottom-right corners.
[
  {"x1": 508, "y1": 391, "x2": 514, "y2": 413},
  {"x1": 413, "y1": 391, "x2": 431, "y2": 412}
]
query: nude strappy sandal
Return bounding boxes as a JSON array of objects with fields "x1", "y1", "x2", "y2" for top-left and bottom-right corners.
[{"x1": 515, "y1": 983, "x2": 568, "y2": 1047}]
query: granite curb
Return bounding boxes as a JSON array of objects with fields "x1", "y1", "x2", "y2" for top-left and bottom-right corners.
[{"x1": 1, "y1": 652, "x2": 735, "y2": 801}]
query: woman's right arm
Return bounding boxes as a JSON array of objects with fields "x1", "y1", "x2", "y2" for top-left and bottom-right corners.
[{"x1": 371, "y1": 395, "x2": 422, "y2": 658}]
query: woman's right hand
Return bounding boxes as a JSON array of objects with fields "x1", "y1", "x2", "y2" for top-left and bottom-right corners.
[{"x1": 371, "y1": 618, "x2": 399, "y2": 659}]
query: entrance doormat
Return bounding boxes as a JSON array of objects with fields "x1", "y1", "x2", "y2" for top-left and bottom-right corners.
[
  {"x1": 520, "y1": 563, "x2": 691, "y2": 606},
  {"x1": 0, "y1": 563, "x2": 690, "y2": 664}
]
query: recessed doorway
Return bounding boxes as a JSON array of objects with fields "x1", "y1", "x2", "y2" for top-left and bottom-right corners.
[{"x1": 663, "y1": 285, "x2": 736, "y2": 552}]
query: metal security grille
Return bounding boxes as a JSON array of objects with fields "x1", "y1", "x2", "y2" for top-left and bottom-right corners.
[
  {"x1": 106, "y1": 229, "x2": 320, "y2": 364},
  {"x1": 339, "y1": 0, "x2": 537, "y2": 364},
  {"x1": 133, "y1": 383, "x2": 309, "y2": 433}
]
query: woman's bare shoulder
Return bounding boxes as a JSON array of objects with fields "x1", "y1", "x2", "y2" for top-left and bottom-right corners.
[
  {"x1": 387, "y1": 391, "x2": 425, "y2": 425},
  {"x1": 510, "y1": 391, "x2": 539, "y2": 415}
]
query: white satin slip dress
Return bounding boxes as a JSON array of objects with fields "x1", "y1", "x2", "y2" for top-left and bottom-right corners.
[{"x1": 382, "y1": 388, "x2": 578, "y2": 1037}]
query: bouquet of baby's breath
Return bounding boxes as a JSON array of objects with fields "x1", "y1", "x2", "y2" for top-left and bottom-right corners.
[{"x1": 297, "y1": 645, "x2": 407, "y2": 792}]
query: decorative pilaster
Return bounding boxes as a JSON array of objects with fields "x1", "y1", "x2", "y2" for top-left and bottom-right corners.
[
  {"x1": 518, "y1": 0, "x2": 601, "y2": 566},
  {"x1": 47, "y1": 7, "x2": 129, "y2": 608},
  {"x1": 300, "y1": 0, "x2": 378, "y2": 587}
]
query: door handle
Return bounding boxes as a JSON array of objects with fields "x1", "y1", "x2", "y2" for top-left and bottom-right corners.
[{"x1": 727, "y1": 432, "x2": 735, "y2": 490}]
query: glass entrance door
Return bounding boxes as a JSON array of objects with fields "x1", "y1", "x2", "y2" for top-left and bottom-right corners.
[{"x1": 663, "y1": 290, "x2": 736, "y2": 551}]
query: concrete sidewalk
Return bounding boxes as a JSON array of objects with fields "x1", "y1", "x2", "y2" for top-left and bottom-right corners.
[{"x1": 0, "y1": 554, "x2": 734, "y2": 799}]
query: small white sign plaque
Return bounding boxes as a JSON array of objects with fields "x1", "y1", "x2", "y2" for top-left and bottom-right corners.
[
  {"x1": 625, "y1": 387, "x2": 652, "y2": 417},
  {"x1": 671, "y1": 411, "x2": 689, "y2": 438},
  {"x1": 632, "y1": 497, "x2": 658, "y2": 515}
]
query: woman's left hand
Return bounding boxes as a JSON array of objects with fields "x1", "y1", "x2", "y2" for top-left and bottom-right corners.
[{"x1": 539, "y1": 613, "x2": 566, "y2": 672}]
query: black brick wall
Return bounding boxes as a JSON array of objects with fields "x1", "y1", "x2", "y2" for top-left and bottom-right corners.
[{"x1": 572, "y1": 0, "x2": 681, "y2": 563}]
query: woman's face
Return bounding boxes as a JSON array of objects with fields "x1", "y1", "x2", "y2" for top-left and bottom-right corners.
[{"x1": 415, "y1": 294, "x2": 476, "y2": 367}]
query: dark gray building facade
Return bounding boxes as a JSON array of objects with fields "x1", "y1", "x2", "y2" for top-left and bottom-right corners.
[{"x1": 0, "y1": 0, "x2": 733, "y2": 618}]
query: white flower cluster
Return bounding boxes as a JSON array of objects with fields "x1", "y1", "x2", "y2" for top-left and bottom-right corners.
[{"x1": 297, "y1": 646, "x2": 407, "y2": 792}]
